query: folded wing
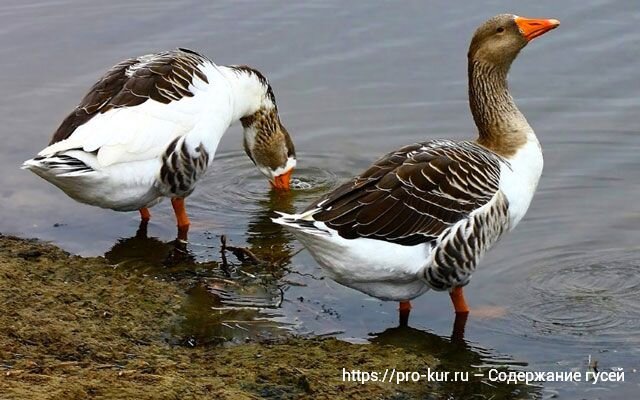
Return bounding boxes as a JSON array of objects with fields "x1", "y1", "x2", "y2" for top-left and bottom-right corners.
[
  {"x1": 38, "y1": 49, "x2": 225, "y2": 167},
  {"x1": 307, "y1": 140, "x2": 505, "y2": 246}
]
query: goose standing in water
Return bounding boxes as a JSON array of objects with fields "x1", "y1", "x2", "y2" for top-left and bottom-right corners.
[
  {"x1": 275, "y1": 15, "x2": 559, "y2": 325},
  {"x1": 23, "y1": 48, "x2": 295, "y2": 240}
]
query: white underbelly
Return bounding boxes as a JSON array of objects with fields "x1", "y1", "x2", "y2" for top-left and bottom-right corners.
[
  {"x1": 347, "y1": 280, "x2": 430, "y2": 301},
  {"x1": 38, "y1": 155, "x2": 163, "y2": 211},
  {"x1": 292, "y1": 224, "x2": 432, "y2": 301}
]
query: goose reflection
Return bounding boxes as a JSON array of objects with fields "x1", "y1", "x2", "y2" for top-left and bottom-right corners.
[
  {"x1": 371, "y1": 321, "x2": 539, "y2": 400},
  {"x1": 243, "y1": 189, "x2": 297, "y2": 267},
  {"x1": 104, "y1": 220, "x2": 196, "y2": 271},
  {"x1": 102, "y1": 208, "x2": 293, "y2": 346},
  {"x1": 171, "y1": 189, "x2": 300, "y2": 345}
]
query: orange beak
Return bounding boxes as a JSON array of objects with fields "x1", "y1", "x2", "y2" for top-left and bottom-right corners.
[
  {"x1": 271, "y1": 169, "x2": 293, "y2": 190},
  {"x1": 515, "y1": 16, "x2": 560, "y2": 42}
]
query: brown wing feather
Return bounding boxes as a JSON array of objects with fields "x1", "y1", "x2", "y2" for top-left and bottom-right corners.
[
  {"x1": 307, "y1": 140, "x2": 504, "y2": 246},
  {"x1": 49, "y1": 48, "x2": 210, "y2": 145}
]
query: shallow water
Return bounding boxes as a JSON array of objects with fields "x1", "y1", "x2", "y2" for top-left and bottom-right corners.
[{"x1": 1, "y1": 0, "x2": 639, "y2": 398}]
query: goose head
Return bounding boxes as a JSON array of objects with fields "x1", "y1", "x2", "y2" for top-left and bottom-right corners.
[
  {"x1": 468, "y1": 14, "x2": 560, "y2": 68},
  {"x1": 228, "y1": 65, "x2": 296, "y2": 191},
  {"x1": 241, "y1": 108, "x2": 296, "y2": 190}
]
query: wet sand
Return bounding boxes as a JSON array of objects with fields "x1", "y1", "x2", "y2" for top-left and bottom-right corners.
[{"x1": 0, "y1": 234, "x2": 439, "y2": 399}]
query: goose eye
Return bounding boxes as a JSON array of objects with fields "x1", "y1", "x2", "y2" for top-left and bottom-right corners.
[{"x1": 496, "y1": 27, "x2": 505, "y2": 33}]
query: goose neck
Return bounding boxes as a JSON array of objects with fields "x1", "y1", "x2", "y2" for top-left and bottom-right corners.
[{"x1": 468, "y1": 60, "x2": 532, "y2": 156}]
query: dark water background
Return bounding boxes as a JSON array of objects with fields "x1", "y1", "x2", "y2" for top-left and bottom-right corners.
[{"x1": 1, "y1": 1, "x2": 638, "y2": 398}]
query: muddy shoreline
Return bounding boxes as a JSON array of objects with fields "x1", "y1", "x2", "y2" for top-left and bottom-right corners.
[{"x1": 0, "y1": 235, "x2": 441, "y2": 399}]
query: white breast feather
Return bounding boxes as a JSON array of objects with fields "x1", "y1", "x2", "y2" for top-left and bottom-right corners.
[{"x1": 499, "y1": 135, "x2": 544, "y2": 229}]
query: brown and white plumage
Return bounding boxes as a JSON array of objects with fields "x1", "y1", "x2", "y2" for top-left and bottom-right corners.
[
  {"x1": 275, "y1": 140, "x2": 510, "y2": 297},
  {"x1": 309, "y1": 141, "x2": 503, "y2": 245},
  {"x1": 49, "y1": 48, "x2": 212, "y2": 147},
  {"x1": 305, "y1": 140, "x2": 510, "y2": 290},
  {"x1": 23, "y1": 48, "x2": 295, "y2": 237},
  {"x1": 274, "y1": 14, "x2": 559, "y2": 320}
]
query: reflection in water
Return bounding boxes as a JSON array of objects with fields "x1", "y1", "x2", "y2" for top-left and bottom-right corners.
[
  {"x1": 103, "y1": 187, "x2": 302, "y2": 346},
  {"x1": 171, "y1": 283, "x2": 286, "y2": 346},
  {"x1": 371, "y1": 323, "x2": 539, "y2": 400},
  {"x1": 105, "y1": 221, "x2": 196, "y2": 272},
  {"x1": 105, "y1": 224, "x2": 290, "y2": 345},
  {"x1": 244, "y1": 189, "x2": 298, "y2": 268}
]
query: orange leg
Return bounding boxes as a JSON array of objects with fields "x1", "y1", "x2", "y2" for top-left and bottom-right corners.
[
  {"x1": 399, "y1": 300, "x2": 412, "y2": 327},
  {"x1": 139, "y1": 208, "x2": 151, "y2": 222},
  {"x1": 449, "y1": 287, "x2": 470, "y2": 314},
  {"x1": 171, "y1": 198, "x2": 190, "y2": 241}
]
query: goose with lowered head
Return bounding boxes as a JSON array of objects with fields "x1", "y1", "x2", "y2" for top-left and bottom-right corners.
[{"x1": 23, "y1": 48, "x2": 296, "y2": 240}]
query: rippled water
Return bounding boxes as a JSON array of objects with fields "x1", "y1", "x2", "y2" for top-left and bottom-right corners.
[
  {"x1": 1, "y1": 0, "x2": 639, "y2": 398},
  {"x1": 513, "y1": 250, "x2": 640, "y2": 342}
]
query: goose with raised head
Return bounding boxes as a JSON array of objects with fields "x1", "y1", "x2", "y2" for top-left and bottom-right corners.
[
  {"x1": 23, "y1": 48, "x2": 296, "y2": 240},
  {"x1": 274, "y1": 15, "x2": 559, "y2": 325}
]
